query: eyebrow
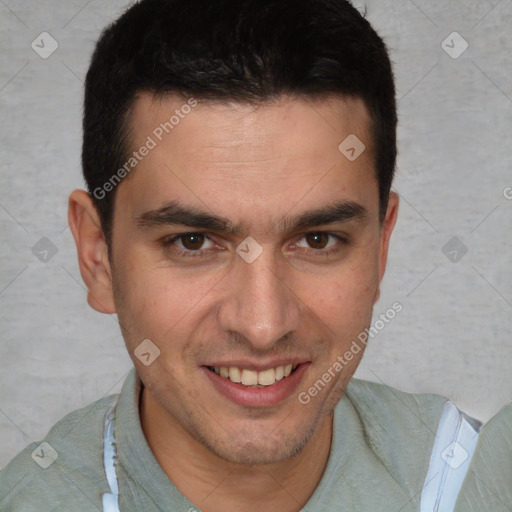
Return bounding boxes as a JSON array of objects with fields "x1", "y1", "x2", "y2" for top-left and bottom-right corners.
[{"x1": 135, "y1": 199, "x2": 368, "y2": 235}]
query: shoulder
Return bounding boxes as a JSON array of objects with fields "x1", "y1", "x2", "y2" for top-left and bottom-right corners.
[
  {"x1": 342, "y1": 378, "x2": 480, "y2": 508},
  {"x1": 454, "y1": 401, "x2": 512, "y2": 511},
  {"x1": 344, "y1": 377, "x2": 450, "y2": 438},
  {"x1": 0, "y1": 393, "x2": 119, "y2": 511}
]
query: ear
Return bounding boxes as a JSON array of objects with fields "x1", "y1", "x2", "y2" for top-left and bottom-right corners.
[
  {"x1": 373, "y1": 191, "x2": 399, "y2": 304},
  {"x1": 67, "y1": 189, "x2": 116, "y2": 314}
]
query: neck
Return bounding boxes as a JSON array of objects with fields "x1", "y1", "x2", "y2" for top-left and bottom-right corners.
[{"x1": 139, "y1": 385, "x2": 333, "y2": 512}]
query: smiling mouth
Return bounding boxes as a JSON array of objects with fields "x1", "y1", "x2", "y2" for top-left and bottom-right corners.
[{"x1": 206, "y1": 363, "x2": 299, "y2": 387}]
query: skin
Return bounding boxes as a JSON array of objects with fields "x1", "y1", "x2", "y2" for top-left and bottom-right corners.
[{"x1": 68, "y1": 93, "x2": 399, "y2": 512}]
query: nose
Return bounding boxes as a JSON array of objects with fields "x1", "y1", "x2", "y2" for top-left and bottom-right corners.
[{"x1": 216, "y1": 245, "x2": 302, "y2": 351}]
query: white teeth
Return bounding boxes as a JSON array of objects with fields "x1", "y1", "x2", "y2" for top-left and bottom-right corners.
[
  {"x1": 229, "y1": 367, "x2": 241, "y2": 383},
  {"x1": 241, "y1": 369, "x2": 258, "y2": 386},
  {"x1": 258, "y1": 368, "x2": 275, "y2": 385},
  {"x1": 211, "y1": 363, "x2": 300, "y2": 387}
]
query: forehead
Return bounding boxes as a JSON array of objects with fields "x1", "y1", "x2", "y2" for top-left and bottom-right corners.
[
  {"x1": 128, "y1": 92, "x2": 373, "y2": 156},
  {"x1": 115, "y1": 92, "x2": 378, "y2": 234}
]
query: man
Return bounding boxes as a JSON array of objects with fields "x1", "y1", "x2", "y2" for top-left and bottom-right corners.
[{"x1": 0, "y1": 0, "x2": 507, "y2": 510}]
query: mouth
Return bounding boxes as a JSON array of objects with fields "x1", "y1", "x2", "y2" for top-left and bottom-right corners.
[
  {"x1": 205, "y1": 363, "x2": 299, "y2": 387},
  {"x1": 201, "y1": 362, "x2": 310, "y2": 407}
]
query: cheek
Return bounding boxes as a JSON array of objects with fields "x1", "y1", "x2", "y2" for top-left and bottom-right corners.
[
  {"x1": 313, "y1": 256, "x2": 379, "y2": 311},
  {"x1": 112, "y1": 251, "x2": 173, "y2": 338},
  {"x1": 113, "y1": 254, "x2": 222, "y2": 339},
  {"x1": 319, "y1": 283, "x2": 374, "y2": 335},
  {"x1": 301, "y1": 259, "x2": 380, "y2": 346},
  {"x1": 122, "y1": 275, "x2": 180, "y2": 333}
]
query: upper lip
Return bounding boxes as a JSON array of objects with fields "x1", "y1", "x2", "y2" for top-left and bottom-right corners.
[{"x1": 203, "y1": 360, "x2": 309, "y2": 371}]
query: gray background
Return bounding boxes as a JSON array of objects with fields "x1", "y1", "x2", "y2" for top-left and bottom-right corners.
[{"x1": 1, "y1": 0, "x2": 511, "y2": 469}]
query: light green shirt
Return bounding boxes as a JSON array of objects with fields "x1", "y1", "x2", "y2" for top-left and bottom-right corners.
[
  {"x1": 454, "y1": 401, "x2": 512, "y2": 511},
  {"x1": 0, "y1": 368, "x2": 492, "y2": 511}
]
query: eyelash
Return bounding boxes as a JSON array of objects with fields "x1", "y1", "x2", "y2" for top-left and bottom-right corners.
[{"x1": 161, "y1": 232, "x2": 349, "y2": 258}]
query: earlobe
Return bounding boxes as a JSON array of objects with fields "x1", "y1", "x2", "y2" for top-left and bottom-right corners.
[
  {"x1": 68, "y1": 189, "x2": 116, "y2": 314},
  {"x1": 374, "y1": 191, "x2": 399, "y2": 305}
]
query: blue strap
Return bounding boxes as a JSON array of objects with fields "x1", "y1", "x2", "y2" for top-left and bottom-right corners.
[
  {"x1": 420, "y1": 401, "x2": 482, "y2": 512},
  {"x1": 102, "y1": 403, "x2": 121, "y2": 512}
]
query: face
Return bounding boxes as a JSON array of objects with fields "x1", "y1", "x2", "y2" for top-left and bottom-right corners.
[{"x1": 74, "y1": 93, "x2": 398, "y2": 465}]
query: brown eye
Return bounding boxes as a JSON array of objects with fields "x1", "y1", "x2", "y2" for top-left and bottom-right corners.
[
  {"x1": 161, "y1": 232, "x2": 218, "y2": 259},
  {"x1": 305, "y1": 232, "x2": 330, "y2": 249},
  {"x1": 180, "y1": 233, "x2": 206, "y2": 251},
  {"x1": 293, "y1": 232, "x2": 348, "y2": 257}
]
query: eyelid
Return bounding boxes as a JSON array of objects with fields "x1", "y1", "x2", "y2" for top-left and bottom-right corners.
[
  {"x1": 170, "y1": 232, "x2": 216, "y2": 250},
  {"x1": 292, "y1": 232, "x2": 347, "y2": 249}
]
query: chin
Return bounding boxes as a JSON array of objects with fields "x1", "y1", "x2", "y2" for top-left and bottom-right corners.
[{"x1": 199, "y1": 425, "x2": 315, "y2": 466}]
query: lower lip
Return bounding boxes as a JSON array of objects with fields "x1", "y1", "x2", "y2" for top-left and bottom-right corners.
[{"x1": 201, "y1": 363, "x2": 310, "y2": 407}]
